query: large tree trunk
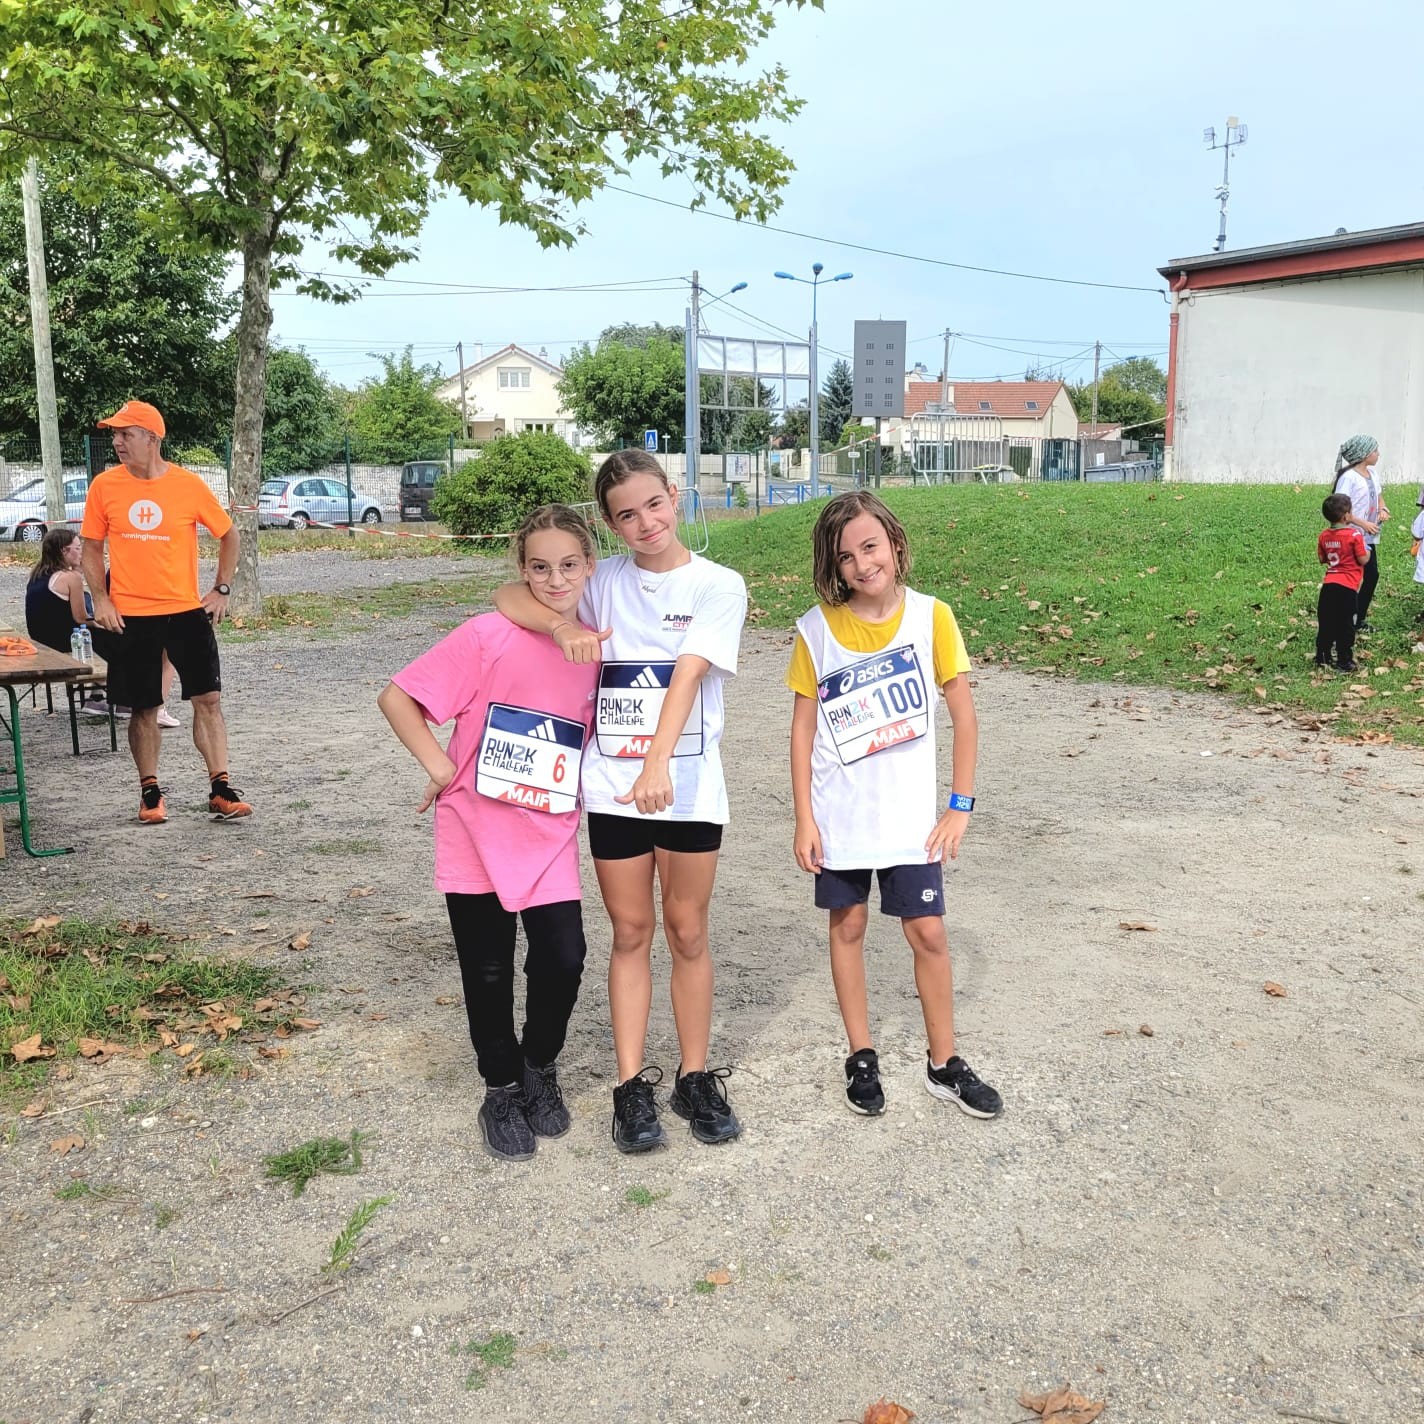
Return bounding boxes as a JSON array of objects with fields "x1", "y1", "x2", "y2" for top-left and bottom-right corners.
[{"x1": 229, "y1": 227, "x2": 273, "y2": 616}]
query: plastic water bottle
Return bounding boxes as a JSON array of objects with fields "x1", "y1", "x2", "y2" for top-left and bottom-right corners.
[{"x1": 71, "y1": 625, "x2": 93, "y2": 664}]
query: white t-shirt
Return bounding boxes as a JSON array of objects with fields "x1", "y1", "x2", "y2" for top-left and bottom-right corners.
[
  {"x1": 1335, "y1": 465, "x2": 1383, "y2": 547},
  {"x1": 579, "y1": 553, "x2": 747, "y2": 824}
]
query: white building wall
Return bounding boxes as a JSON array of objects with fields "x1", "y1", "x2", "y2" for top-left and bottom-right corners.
[{"x1": 1174, "y1": 267, "x2": 1424, "y2": 483}]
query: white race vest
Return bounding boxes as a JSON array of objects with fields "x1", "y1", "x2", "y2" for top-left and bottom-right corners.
[
  {"x1": 797, "y1": 590, "x2": 940, "y2": 869},
  {"x1": 475, "y1": 702, "x2": 585, "y2": 815}
]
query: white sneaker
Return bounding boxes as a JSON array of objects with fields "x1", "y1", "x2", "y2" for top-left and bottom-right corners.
[{"x1": 156, "y1": 706, "x2": 181, "y2": 729}]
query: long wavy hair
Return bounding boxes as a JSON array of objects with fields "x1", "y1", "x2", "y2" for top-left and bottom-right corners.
[
  {"x1": 28, "y1": 527, "x2": 78, "y2": 584},
  {"x1": 810, "y1": 491, "x2": 911, "y2": 606}
]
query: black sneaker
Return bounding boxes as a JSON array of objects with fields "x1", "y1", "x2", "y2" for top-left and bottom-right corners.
[
  {"x1": 844, "y1": 1048, "x2": 885, "y2": 1116},
  {"x1": 669, "y1": 1066, "x2": 741, "y2": 1144},
  {"x1": 611, "y1": 1069, "x2": 666, "y2": 1154},
  {"x1": 1337, "y1": 661, "x2": 1358, "y2": 674},
  {"x1": 478, "y1": 1083, "x2": 536, "y2": 1161},
  {"x1": 1355, "y1": 620, "x2": 1374, "y2": 634},
  {"x1": 924, "y1": 1054, "x2": 1002, "y2": 1119},
  {"x1": 522, "y1": 1058, "x2": 570, "y2": 1139}
]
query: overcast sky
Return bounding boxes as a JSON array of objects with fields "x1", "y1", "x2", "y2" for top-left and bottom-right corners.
[{"x1": 270, "y1": 0, "x2": 1424, "y2": 391}]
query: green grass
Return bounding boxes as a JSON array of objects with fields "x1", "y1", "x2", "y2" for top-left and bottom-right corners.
[
  {"x1": 224, "y1": 572, "x2": 504, "y2": 639},
  {"x1": 691, "y1": 1278, "x2": 717, "y2": 1296},
  {"x1": 624, "y1": 1184, "x2": 670, "y2": 1208},
  {"x1": 307, "y1": 838, "x2": 380, "y2": 856},
  {"x1": 323, "y1": 1194, "x2": 394, "y2": 1273},
  {"x1": 54, "y1": 1180, "x2": 116, "y2": 1202},
  {"x1": 0, "y1": 918, "x2": 286, "y2": 1102},
  {"x1": 708, "y1": 483, "x2": 1424, "y2": 745},
  {"x1": 263, "y1": 1130, "x2": 370, "y2": 1197},
  {"x1": 451, "y1": 1331, "x2": 518, "y2": 1391},
  {"x1": 255, "y1": 526, "x2": 477, "y2": 558}
]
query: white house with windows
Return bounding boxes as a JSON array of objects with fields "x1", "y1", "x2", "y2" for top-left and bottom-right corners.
[{"x1": 435, "y1": 343, "x2": 583, "y2": 446}]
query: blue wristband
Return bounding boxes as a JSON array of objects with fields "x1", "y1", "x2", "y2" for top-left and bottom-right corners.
[{"x1": 947, "y1": 793, "x2": 975, "y2": 813}]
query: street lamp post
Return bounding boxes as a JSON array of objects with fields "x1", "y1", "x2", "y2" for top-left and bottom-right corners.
[{"x1": 775, "y1": 263, "x2": 852, "y2": 497}]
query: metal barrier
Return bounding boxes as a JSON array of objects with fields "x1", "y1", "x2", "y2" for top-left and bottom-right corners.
[{"x1": 572, "y1": 485, "x2": 710, "y2": 556}]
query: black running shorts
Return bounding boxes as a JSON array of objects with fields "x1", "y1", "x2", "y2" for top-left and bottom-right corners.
[
  {"x1": 105, "y1": 608, "x2": 221, "y2": 711},
  {"x1": 586, "y1": 812, "x2": 724, "y2": 860}
]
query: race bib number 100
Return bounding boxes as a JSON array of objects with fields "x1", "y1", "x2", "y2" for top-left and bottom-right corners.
[
  {"x1": 596, "y1": 661, "x2": 705, "y2": 759},
  {"x1": 476, "y1": 703, "x2": 585, "y2": 814},
  {"x1": 816, "y1": 645, "x2": 929, "y2": 764}
]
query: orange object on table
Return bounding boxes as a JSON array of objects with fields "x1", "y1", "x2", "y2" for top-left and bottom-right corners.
[{"x1": 0, "y1": 637, "x2": 37, "y2": 657}]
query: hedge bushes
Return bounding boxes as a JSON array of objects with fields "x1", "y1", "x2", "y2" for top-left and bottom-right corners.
[{"x1": 431, "y1": 431, "x2": 592, "y2": 538}]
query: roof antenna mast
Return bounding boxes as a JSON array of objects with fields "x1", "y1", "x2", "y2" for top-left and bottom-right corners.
[{"x1": 1203, "y1": 117, "x2": 1248, "y2": 253}]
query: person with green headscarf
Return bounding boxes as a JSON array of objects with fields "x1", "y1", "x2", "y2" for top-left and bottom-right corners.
[{"x1": 1331, "y1": 435, "x2": 1389, "y2": 631}]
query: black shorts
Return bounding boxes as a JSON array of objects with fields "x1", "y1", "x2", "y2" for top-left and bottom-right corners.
[
  {"x1": 106, "y1": 608, "x2": 221, "y2": 711},
  {"x1": 586, "y1": 812, "x2": 723, "y2": 861},
  {"x1": 814, "y1": 862, "x2": 945, "y2": 919}
]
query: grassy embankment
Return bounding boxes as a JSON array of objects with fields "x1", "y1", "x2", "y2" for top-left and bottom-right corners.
[{"x1": 708, "y1": 482, "x2": 1424, "y2": 746}]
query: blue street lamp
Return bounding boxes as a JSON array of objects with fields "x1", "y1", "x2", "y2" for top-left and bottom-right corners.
[{"x1": 775, "y1": 263, "x2": 853, "y2": 495}]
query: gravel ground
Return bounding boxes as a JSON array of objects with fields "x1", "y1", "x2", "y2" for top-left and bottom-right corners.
[{"x1": 1, "y1": 549, "x2": 1422, "y2": 1424}]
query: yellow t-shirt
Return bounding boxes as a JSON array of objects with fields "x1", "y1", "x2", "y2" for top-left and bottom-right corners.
[{"x1": 785, "y1": 596, "x2": 971, "y2": 698}]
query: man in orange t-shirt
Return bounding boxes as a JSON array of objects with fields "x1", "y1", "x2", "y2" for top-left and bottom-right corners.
[{"x1": 81, "y1": 400, "x2": 253, "y2": 826}]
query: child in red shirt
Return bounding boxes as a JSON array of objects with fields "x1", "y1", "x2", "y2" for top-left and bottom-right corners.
[{"x1": 1316, "y1": 492, "x2": 1369, "y2": 672}]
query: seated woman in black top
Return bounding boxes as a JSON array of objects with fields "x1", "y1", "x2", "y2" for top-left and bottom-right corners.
[{"x1": 26, "y1": 527, "x2": 119, "y2": 716}]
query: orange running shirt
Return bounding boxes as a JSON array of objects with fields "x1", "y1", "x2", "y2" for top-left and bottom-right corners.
[{"x1": 80, "y1": 464, "x2": 233, "y2": 617}]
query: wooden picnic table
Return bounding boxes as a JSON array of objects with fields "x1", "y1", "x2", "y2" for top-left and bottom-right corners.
[{"x1": 0, "y1": 636, "x2": 111, "y2": 857}]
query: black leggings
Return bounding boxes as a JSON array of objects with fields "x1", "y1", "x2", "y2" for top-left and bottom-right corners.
[
  {"x1": 1355, "y1": 546, "x2": 1379, "y2": 624},
  {"x1": 444, "y1": 893, "x2": 587, "y2": 1086}
]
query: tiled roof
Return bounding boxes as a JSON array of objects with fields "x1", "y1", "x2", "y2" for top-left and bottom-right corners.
[{"x1": 903, "y1": 380, "x2": 1064, "y2": 420}]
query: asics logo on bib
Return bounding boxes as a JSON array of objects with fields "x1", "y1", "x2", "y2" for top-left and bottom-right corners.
[
  {"x1": 838, "y1": 658, "x2": 898, "y2": 695},
  {"x1": 631, "y1": 667, "x2": 661, "y2": 689},
  {"x1": 527, "y1": 719, "x2": 559, "y2": 742}
]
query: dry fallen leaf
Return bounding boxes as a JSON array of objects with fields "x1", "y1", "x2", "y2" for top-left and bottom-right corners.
[
  {"x1": 290, "y1": 1017, "x2": 321, "y2": 1031},
  {"x1": 1019, "y1": 1383, "x2": 1106, "y2": 1424},
  {"x1": 348, "y1": 885, "x2": 376, "y2": 899},
  {"x1": 23, "y1": 914, "x2": 62, "y2": 936},
  {"x1": 1263, "y1": 982, "x2": 1288, "y2": 998},
  {"x1": 1138, "y1": 1024, "x2": 1154, "y2": 1037},
  {"x1": 434, "y1": 996, "x2": 459, "y2": 1006},
  {"x1": 77, "y1": 1037, "x2": 128, "y2": 1060},
  {"x1": 174, "y1": 1043, "x2": 197, "y2": 1058},
  {"x1": 862, "y1": 1400, "x2": 915, "y2": 1424},
  {"x1": 20, "y1": 1098, "x2": 48, "y2": 1118},
  {"x1": 705, "y1": 1268, "x2": 732, "y2": 1286},
  {"x1": 9, "y1": 1032, "x2": 55, "y2": 1063},
  {"x1": 288, "y1": 932, "x2": 312, "y2": 952},
  {"x1": 257, "y1": 1045, "x2": 289, "y2": 1060},
  {"x1": 1118, "y1": 921, "x2": 1158, "y2": 933},
  {"x1": 50, "y1": 1134, "x2": 85, "y2": 1156},
  {"x1": 6, "y1": 994, "x2": 31, "y2": 1013}
]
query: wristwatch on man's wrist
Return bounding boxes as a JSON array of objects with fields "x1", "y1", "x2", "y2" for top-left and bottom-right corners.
[{"x1": 214, "y1": 582, "x2": 231, "y2": 597}]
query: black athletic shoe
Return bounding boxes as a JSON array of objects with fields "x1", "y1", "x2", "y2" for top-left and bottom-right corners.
[
  {"x1": 669, "y1": 1066, "x2": 742, "y2": 1144},
  {"x1": 1355, "y1": 620, "x2": 1374, "y2": 634},
  {"x1": 1337, "y1": 661, "x2": 1358, "y2": 674},
  {"x1": 522, "y1": 1058, "x2": 570, "y2": 1139},
  {"x1": 844, "y1": 1048, "x2": 886, "y2": 1116},
  {"x1": 478, "y1": 1083, "x2": 536, "y2": 1161},
  {"x1": 924, "y1": 1054, "x2": 1002, "y2": 1119},
  {"x1": 611, "y1": 1069, "x2": 667, "y2": 1154}
]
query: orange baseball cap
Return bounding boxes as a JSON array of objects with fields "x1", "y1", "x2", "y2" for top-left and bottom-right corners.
[{"x1": 98, "y1": 400, "x2": 166, "y2": 438}]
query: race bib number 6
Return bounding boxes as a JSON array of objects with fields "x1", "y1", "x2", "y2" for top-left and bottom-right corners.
[
  {"x1": 476, "y1": 703, "x2": 585, "y2": 814},
  {"x1": 596, "y1": 661, "x2": 704, "y2": 759},
  {"x1": 817, "y1": 645, "x2": 929, "y2": 764}
]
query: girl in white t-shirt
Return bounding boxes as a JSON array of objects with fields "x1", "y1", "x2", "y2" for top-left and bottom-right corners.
[
  {"x1": 787, "y1": 491, "x2": 1001, "y2": 1122},
  {"x1": 1332, "y1": 434, "x2": 1390, "y2": 631},
  {"x1": 494, "y1": 451, "x2": 747, "y2": 1154}
]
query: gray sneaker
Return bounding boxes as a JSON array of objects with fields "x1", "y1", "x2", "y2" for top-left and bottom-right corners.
[
  {"x1": 521, "y1": 1058, "x2": 570, "y2": 1138},
  {"x1": 478, "y1": 1083, "x2": 536, "y2": 1161}
]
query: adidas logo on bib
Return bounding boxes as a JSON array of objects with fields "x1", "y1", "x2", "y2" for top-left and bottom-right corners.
[
  {"x1": 527, "y1": 718, "x2": 559, "y2": 742},
  {"x1": 632, "y1": 667, "x2": 661, "y2": 689}
]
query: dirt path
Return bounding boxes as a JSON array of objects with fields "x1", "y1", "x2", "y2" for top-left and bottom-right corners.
[{"x1": 2, "y1": 566, "x2": 1422, "y2": 1424}]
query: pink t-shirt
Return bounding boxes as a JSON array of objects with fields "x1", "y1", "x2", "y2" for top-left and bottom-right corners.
[{"x1": 391, "y1": 612, "x2": 598, "y2": 910}]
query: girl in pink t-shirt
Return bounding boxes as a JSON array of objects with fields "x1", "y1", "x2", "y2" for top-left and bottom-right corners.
[{"x1": 378, "y1": 505, "x2": 600, "y2": 1163}]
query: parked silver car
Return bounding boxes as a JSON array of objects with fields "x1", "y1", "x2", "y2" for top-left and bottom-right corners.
[
  {"x1": 0, "y1": 476, "x2": 90, "y2": 543},
  {"x1": 258, "y1": 477, "x2": 383, "y2": 529}
]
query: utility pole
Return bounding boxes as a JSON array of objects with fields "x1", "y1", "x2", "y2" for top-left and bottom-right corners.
[
  {"x1": 684, "y1": 270, "x2": 701, "y2": 489},
  {"x1": 20, "y1": 158, "x2": 64, "y2": 522},
  {"x1": 941, "y1": 328, "x2": 952, "y2": 410},
  {"x1": 1090, "y1": 340, "x2": 1101, "y2": 435},
  {"x1": 455, "y1": 341, "x2": 470, "y2": 437}
]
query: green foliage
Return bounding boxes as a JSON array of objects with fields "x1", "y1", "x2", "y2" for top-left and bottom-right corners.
[
  {"x1": 263, "y1": 1130, "x2": 370, "y2": 1198},
  {"x1": 261, "y1": 348, "x2": 342, "y2": 477},
  {"x1": 0, "y1": 158, "x2": 235, "y2": 443},
  {"x1": 776, "y1": 401, "x2": 810, "y2": 450},
  {"x1": 348, "y1": 348, "x2": 461, "y2": 465},
  {"x1": 1068, "y1": 358, "x2": 1167, "y2": 435},
  {"x1": 838, "y1": 419, "x2": 872, "y2": 448},
  {"x1": 598, "y1": 322, "x2": 684, "y2": 350},
  {"x1": 708, "y1": 483, "x2": 1424, "y2": 745},
  {"x1": 452, "y1": 1331, "x2": 518, "y2": 1391},
  {"x1": 560, "y1": 338, "x2": 685, "y2": 450},
  {"x1": 0, "y1": 0, "x2": 819, "y2": 605},
  {"x1": 819, "y1": 358, "x2": 854, "y2": 443},
  {"x1": 171, "y1": 445, "x2": 225, "y2": 469},
  {"x1": 432, "y1": 432, "x2": 591, "y2": 538},
  {"x1": 323, "y1": 1195, "x2": 395, "y2": 1274}
]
